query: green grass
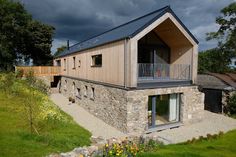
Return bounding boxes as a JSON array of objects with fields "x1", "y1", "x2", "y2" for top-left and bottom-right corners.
[
  {"x1": 138, "y1": 130, "x2": 236, "y2": 157},
  {"x1": 0, "y1": 75, "x2": 91, "y2": 157}
]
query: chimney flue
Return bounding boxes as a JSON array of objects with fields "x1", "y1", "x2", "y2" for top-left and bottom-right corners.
[{"x1": 67, "y1": 40, "x2": 70, "y2": 50}]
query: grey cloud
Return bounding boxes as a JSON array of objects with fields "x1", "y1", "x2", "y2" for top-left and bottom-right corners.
[{"x1": 21, "y1": 0, "x2": 235, "y2": 51}]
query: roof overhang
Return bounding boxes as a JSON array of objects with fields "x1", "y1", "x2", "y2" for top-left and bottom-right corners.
[{"x1": 131, "y1": 11, "x2": 198, "y2": 46}]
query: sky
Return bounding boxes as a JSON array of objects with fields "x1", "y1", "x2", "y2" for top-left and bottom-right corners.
[{"x1": 21, "y1": 0, "x2": 236, "y2": 53}]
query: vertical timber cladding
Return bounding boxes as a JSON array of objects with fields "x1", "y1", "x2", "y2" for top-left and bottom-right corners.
[
  {"x1": 57, "y1": 40, "x2": 125, "y2": 87},
  {"x1": 60, "y1": 76, "x2": 204, "y2": 134}
]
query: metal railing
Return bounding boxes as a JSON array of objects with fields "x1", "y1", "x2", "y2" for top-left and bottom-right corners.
[{"x1": 138, "y1": 63, "x2": 191, "y2": 81}]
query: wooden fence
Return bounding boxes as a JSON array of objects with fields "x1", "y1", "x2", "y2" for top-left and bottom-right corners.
[{"x1": 15, "y1": 66, "x2": 61, "y2": 76}]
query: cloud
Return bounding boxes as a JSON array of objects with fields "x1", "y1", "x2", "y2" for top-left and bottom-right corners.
[{"x1": 21, "y1": 0, "x2": 235, "y2": 52}]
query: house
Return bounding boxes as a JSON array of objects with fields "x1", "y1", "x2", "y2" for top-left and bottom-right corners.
[
  {"x1": 53, "y1": 6, "x2": 204, "y2": 134},
  {"x1": 198, "y1": 73, "x2": 236, "y2": 114}
]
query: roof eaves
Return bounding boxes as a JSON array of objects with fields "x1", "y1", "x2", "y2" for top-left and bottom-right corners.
[
  {"x1": 167, "y1": 8, "x2": 199, "y2": 44},
  {"x1": 129, "y1": 6, "x2": 169, "y2": 38},
  {"x1": 54, "y1": 37, "x2": 130, "y2": 59},
  {"x1": 130, "y1": 6, "x2": 199, "y2": 44}
]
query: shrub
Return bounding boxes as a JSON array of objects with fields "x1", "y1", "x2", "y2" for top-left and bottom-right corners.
[
  {"x1": 0, "y1": 72, "x2": 16, "y2": 94},
  {"x1": 101, "y1": 138, "x2": 162, "y2": 157},
  {"x1": 186, "y1": 132, "x2": 225, "y2": 144},
  {"x1": 228, "y1": 93, "x2": 236, "y2": 115},
  {"x1": 25, "y1": 70, "x2": 49, "y2": 94},
  {"x1": 16, "y1": 69, "x2": 24, "y2": 78}
]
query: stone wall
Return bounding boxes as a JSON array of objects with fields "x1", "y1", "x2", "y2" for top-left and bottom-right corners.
[
  {"x1": 60, "y1": 77, "x2": 128, "y2": 133},
  {"x1": 60, "y1": 76, "x2": 204, "y2": 134}
]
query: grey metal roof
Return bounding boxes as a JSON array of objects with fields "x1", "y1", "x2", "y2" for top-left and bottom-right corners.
[{"x1": 56, "y1": 6, "x2": 198, "y2": 58}]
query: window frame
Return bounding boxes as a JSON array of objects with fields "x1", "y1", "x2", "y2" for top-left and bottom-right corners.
[
  {"x1": 90, "y1": 87, "x2": 95, "y2": 100},
  {"x1": 72, "y1": 56, "x2": 76, "y2": 69},
  {"x1": 78, "y1": 59, "x2": 81, "y2": 68},
  {"x1": 63, "y1": 59, "x2": 66, "y2": 71},
  {"x1": 84, "y1": 85, "x2": 88, "y2": 97},
  {"x1": 91, "y1": 54, "x2": 102, "y2": 67},
  {"x1": 76, "y1": 88, "x2": 81, "y2": 99}
]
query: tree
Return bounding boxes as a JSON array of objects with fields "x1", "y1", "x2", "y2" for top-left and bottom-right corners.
[
  {"x1": 199, "y1": 2, "x2": 236, "y2": 73},
  {"x1": 0, "y1": 0, "x2": 54, "y2": 71},
  {"x1": 26, "y1": 20, "x2": 54, "y2": 65},
  {"x1": 54, "y1": 45, "x2": 67, "y2": 57},
  {"x1": 198, "y1": 48, "x2": 231, "y2": 73}
]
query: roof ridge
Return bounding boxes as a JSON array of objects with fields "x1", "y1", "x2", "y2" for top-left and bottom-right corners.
[{"x1": 68, "y1": 5, "x2": 170, "y2": 49}]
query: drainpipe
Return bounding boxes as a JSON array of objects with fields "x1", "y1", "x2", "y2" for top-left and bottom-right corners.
[
  {"x1": 67, "y1": 40, "x2": 70, "y2": 50},
  {"x1": 191, "y1": 45, "x2": 194, "y2": 82},
  {"x1": 124, "y1": 38, "x2": 128, "y2": 88}
]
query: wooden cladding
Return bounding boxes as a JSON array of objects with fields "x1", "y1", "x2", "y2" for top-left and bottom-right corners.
[{"x1": 15, "y1": 66, "x2": 61, "y2": 76}]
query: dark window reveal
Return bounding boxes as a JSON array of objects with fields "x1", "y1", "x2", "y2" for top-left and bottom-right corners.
[
  {"x1": 73, "y1": 57, "x2": 76, "y2": 69},
  {"x1": 91, "y1": 54, "x2": 102, "y2": 67}
]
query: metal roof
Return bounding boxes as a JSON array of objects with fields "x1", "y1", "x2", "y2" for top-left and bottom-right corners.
[{"x1": 56, "y1": 6, "x2": 198, "y2": 58}]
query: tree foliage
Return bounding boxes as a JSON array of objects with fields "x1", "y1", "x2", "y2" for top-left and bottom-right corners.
[
  {"x1": 199, "y1": 2, "x2": 236, "y2": 73},
  {"x1": 198, "y1": 48, "x2": 232, "y2": 73},
  {"x1": 0, "y1": 0, "x2": 54, "y2": 71},
  {"x1": 54, "y1": 45, "x2": 67, "y2": 57}
]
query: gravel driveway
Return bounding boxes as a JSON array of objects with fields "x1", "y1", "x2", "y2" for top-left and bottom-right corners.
[{"x1": 146, "y1": 111, "x2": 236, "y2": 144}]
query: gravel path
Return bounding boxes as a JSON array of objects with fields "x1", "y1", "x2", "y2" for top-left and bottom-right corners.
[
  {"x1": 149, "y1": 111, "x2": 236, "y2": 144},
  {"x1": 50, "y1": 93, "x2": 126, "y2": 139}
]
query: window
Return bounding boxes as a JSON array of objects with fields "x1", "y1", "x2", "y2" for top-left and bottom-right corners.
[
  {"x1": 78, "y1": 60, "x2": 81, "y2": 68},
  {"x1": 84, "y1": 85, "x2": 88, "y2": 97},
  {"x1": 91, "y1": 54, "x2": 102, "y2": 67},
  {"x1": 91, "y1": 87, "x2": 95, "y2": 100},
  {"x1": 76, "y1": 88, "x2": 81, "y2": 99},
  {"x1": 56, "y1": 60, "x2": 61, "y2": 66},
  {"x1": 72, "y1": 82, "x2": 75, "y2": 96},
  {"x1": 73, "y1": 57, "x2": 76, "y2": 69},
  {"x1": 64, "y1": 80, "x2": 67, "y2": 91},
  {"x1": 148, "y1": 93, "x2": 180, "y2": 128},
  {"x1": 64, "y1": 59, "x2": 66, "y2": 71}
]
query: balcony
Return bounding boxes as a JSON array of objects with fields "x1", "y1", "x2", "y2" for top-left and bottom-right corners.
[{"x1": 138, "y1": 63, "x2": 191, "y2": 88}]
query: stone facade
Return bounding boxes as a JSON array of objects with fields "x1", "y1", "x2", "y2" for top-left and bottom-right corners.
[
  {"x1": 126, "y1": 86, "x2": 205, "y2": 133},
  {"x1": 60, "y1": 77, "x2": 128, "y2": 133},
  {"x1": 60, "y1": 76, "x2": 205, "y2": 134}
]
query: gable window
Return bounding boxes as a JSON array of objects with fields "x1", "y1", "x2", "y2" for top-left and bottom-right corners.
[
  {"x1": 91, "y1": 54, "x2": 102, "y2": 67},
  {"x1": 72, "y1": 57, "x2": 76, "y2": 69},
  {"x1": 64, "y1": 59, "x2": 66, "y2": 71}
]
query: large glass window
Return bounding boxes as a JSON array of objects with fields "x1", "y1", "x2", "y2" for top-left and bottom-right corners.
[{"x1": 148, "y1": 93, "x2": 180, "y2": 128}]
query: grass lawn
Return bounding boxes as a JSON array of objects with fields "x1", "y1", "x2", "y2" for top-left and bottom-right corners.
[
  {"x1": 0, "y1": 74, "x2": 91, "y2": 157},
  {"x1": 138, "y1": 130, "x2": 236, "y2": 157}
]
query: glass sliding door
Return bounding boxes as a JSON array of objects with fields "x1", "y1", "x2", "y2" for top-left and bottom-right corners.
[{"x1": 148, "y1": 94, "x2": 180, "y2": 128}]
